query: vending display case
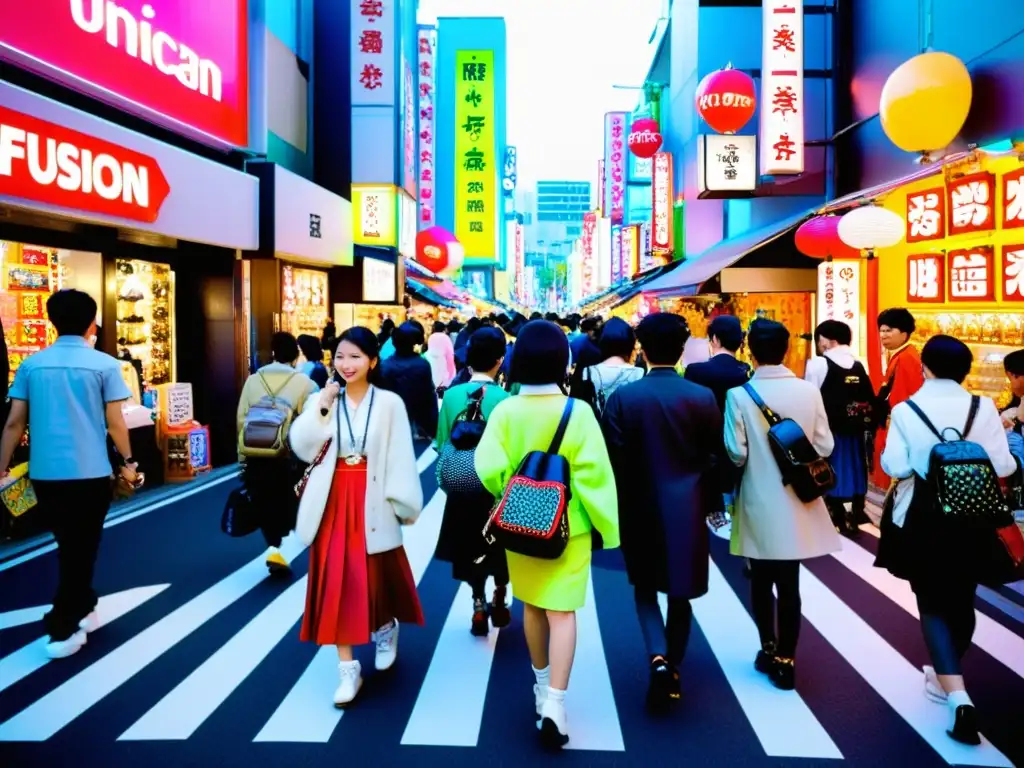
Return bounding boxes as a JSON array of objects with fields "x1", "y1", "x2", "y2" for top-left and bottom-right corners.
[
  {"x1": 115, "y1": 259, "x2": 174, "y2": 387},
  {"x1": 281, "y1": 265, "x2": 329, "y2": 338},
  {"x1": 912, "y1": 311, "x2": 1021, "y2": 405}
]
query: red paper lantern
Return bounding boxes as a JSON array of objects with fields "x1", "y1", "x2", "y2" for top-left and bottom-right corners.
[
  {"x1": 628, "y1": 117, "x2": 663, "y2": 159},
  {"x1": 415, "y1": 226, "x2": 464, "y2": 275},
  {"x1": 695, "y1": 67, "x2": 757, "y2": 134},
  {"x1": 795, "y1": 216, "x2": 861, "y2": 260}
]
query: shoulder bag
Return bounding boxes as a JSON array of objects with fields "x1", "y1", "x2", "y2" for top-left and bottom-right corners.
[{"x1": 436, "y1": 384, "x2": 492, "y2": 495}]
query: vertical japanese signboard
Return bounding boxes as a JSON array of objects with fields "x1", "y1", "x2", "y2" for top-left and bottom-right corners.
[
  {"x1": 417, "y1": 27, "x2": 436, "y2": 226},
  {"x1": 402, "y1": 58, "x2": 416, "y2": 196},
  {"x1": 603, "y1": 113, "x2": 627, "y2": 224},
  {"x1": 581, "y1": 212, "x2": 597, "y2": 296},
  {"x1": 514, "y1": 221, "x2": 525, "y2": 301},
  {"x1": 1004, "y1": 168, "x2": 1024, "y2": 229},
  {"x1": 454, "y1": 50, "x2": 496, "y2": 259},
  {"x1": 621, "y1": 225, "x2": 639, "y2": 278},
  {"x1": 760, "y1": 0, "x2": 804, "y2": 175},
  {"x1": 652, "y1": 152, "x2": 673, "y2": 254},
  {"x1": 352, "y1": 0, "x2": 395, "y2": 107},
  {"x1": 611, "y1": 225, "x2": 623, "y2": 284},
  {"x1": 816, "y1": 260, "x2": 861, "y2": 356},
  {"x1": 597, "y1": 159, "x2": 606, "y2": 217}
]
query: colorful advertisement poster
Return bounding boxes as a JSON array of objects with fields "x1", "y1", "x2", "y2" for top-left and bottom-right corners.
[
  {"x1": 417, "y1": 27, "x2": 436, "y2": 226},
  {"x1": 603, "y1": 113, "x2": 627, "y2": 224},
  {"x1": 454, "y1": 49, "x2": 496, "y2": 260},
  {"x1": 652, "y1": 152, "x2": 673, "y2": 254},
  {"x1": 352, "y1": 0, "x2": 396, "y2": 107}
]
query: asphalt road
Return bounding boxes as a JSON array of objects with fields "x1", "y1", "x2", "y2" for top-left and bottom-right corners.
[{"x1": 0, "y1": 442, "x2": 1022, "y2": 767}]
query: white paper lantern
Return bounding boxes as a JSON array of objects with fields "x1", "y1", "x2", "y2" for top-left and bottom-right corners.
[{"x1": 837, "y1": 205, "x2": 905, "y2": 251}]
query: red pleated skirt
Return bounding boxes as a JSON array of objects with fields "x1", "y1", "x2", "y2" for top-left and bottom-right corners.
[{"x1": 299, "y1": 461, "x2": 424, "y2": 647}]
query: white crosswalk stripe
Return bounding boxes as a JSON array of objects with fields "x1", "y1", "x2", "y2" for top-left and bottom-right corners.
[{"x1": 0, "y1": 450, "x2": 1021, "y2": 764}]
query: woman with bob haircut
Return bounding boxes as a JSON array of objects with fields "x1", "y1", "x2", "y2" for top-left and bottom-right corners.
[
  {"x1": 474, "y1": 320, "x2": 620, "y2": 749},
  {"x1": 877, "y1": 335, "x2": 1017, "y2": 746}
]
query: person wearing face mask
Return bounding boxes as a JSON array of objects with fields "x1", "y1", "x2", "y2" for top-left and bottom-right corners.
[
  {"x1": 872, "y1": 308, "x2": 925, "y2": 490},
  {"x1": 289, "y1": 326, "x2": 424, "y2": 707}
]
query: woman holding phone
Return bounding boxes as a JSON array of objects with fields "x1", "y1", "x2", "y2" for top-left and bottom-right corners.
[{"x1": 289, "y1": 326, "x2": 425, "y2": 707}]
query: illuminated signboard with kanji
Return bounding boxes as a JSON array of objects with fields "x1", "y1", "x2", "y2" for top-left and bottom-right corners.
[
  {"x1": 454, "y1": 50, "x2": 496, "y2": 260},
  {"x1": 652, "y1": 152, "x2": 673, "y2": 254},
  {"x1": 581, "y1": 212, "x2": 597, "y2": 296},
  {"x1": 946, "y1": 172, "x2": 995, "y2": 237},
  {"x1": 1003, "y1": 167, "x2": 1024, "y2": 230},
  {"x1": 417, "y1": 27, "x2": 436, "y2": 225},
  {"x1": 947, "y1": 246, "x2": 995, "y2": 301},
  {"x1": 1003, "y1": 245, "x2": 1024, "y2": 301},
  {"x1": 760, "y1": 0, "x2": 804, "y2": 175},
  {"x1": 906, "y1": 253, "x2": 945, "y2": 303},
  {"x1": 603, "y1": 113, "x2": 627, "y2": 225},
  {"x1": 816, "y1": 260, "x2": 861, "y2": 355},
  {"x1": 351, "y1": 0, "x2": 395, "y2": 107},
  {"x1": 905, "y1": 187, "x2": 946, "y2": 243}
]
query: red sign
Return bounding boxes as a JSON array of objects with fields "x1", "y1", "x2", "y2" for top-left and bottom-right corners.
[
  {"x1": 695, "y1": 68, "x2": 757, "y2": 135},
  {"x1": 947, "y1": 172, "x2": 995, "y2": 236},
  {"x1": 0, "y1": 105, "x2": 170, "y2": 223},
  {"x1": 907, "y1": 253, "x2": 945, "y2": 303},
  {"x1": 0, "y1": 0, "x2": 249, "y2": 147},
  {"x1": 905, "y1": 186, "x2": 945, "y2": 243},
  {"x1": 1002, "y1": 244, "x2": 1024, "y2": 301},
  {"x1": 948, "y1": 246, "x2": 994, "y2": 301},
  {"x1": 1003, "y1": 168, "x2": 1024, "y2": 230},
  {"x1": 628, "y1": 117, "x2": 663, "y2": 159}
]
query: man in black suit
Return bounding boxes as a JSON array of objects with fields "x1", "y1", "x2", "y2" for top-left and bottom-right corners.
[
  {"x1": 683, "y1": 314, "x2": 751, "y2": 540},
  {"x1": 602, "y1": 313, "x2": 726, "y2": 710}
]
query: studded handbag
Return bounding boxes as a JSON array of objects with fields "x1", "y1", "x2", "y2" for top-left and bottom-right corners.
[
  {"x1": 436, "y1": 385, "x2": 491, "y2": 495},
  {"x1": 482, "y1": 399, "x2": 574, "y2": 560}
]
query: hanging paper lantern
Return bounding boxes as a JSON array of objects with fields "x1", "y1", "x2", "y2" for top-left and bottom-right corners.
[
  {"x1": 880, "y1": 52, "x2": 972, "y2": 155},
  {"x1": 628, "y1": 117, "x2": 663, "y2": 159},
  {"x1": 415, "y1": 226, "x2": 464, "y2": 275},
  {"x1": 837, "y1": 205, "x2": 904, "y2": 251},
  {"x1": 795, "y1": 216, "x2": 861, "y2": 260},
  {"x1": 695, "y1": 66, "x2": 757, "y2": 134}
]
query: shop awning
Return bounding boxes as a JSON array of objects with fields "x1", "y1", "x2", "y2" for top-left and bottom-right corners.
[
  {"x1": 642, "y1": 206, "x2": 820, "y2": 297},
  {"x1": 406, "y1": 277, "x2": 459, "y2": 309}
]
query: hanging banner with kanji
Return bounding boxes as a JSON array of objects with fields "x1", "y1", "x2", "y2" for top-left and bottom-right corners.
[
  {"x1": 454, "y1": 49, "x2": 497, "y2": 260},
  {"x1": 351, "y1": 0, "x2": 396, "y2": 107},
  {"x1": 760, "y1": 0, "x2": 804, "y2": 175},
  {"x1": 603, "y1": 112, "x2": 627, "y2": 225},
  {"x1": 417, "y1": 26, "x2": 436, "y2": 227}
]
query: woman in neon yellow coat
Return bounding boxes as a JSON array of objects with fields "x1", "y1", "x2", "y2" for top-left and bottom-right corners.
[{"x1": 474, "y1": 320, "x2": 619, "y2": 750}]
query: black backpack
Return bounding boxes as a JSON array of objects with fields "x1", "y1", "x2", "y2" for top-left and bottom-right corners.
[
  {"x1": 743, "y1": 383, "x2": 836, "y2": 503},
  {"x1": 820, "y1": 358, "x2": 876, "y2": 435},
  {"x1": 905, "y1": 397, "x2": 1011, "y2": 524}
]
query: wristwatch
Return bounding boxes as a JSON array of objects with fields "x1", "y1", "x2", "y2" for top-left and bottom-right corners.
[{"x1": 122, "y1": 456, "x2": 138, "y2": 467}]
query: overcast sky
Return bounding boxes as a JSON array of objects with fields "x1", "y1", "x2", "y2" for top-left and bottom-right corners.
[{"x1": 418, "y1": 0, "x2": 664, "y2": 189}]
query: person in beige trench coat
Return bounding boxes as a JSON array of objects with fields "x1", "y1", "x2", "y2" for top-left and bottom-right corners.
[{"x1": 723, "y1": 319, "x2": 841, "y2": 691}]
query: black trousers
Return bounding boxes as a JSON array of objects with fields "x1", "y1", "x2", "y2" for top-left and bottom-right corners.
[
  {"x1": 34, "y1": 477, "x2": 112, "y2": 641},
  {"x1": 242, "y1": 458, "x2": 299, "y2": 548},
  {"x1": 634, "y1": 587, "x2": 694, "y2": 667},
  {"x1": 912, "y1": 576, "x2": 978, "y2": 676},
  {"x1": 749, "y1": 559, "x2": 802, "y2": 658}
]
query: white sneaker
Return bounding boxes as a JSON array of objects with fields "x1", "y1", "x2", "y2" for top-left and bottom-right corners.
[
  {"x1": 45, "y1": 629, "x2": 87, "y2": 659},
  {"x1": 923, "y1": 665, "x2": 947, "y2": 704},
  {"x1": 538, "y1": 696, "x2": 569, "y2": 748},
  {"x1": 79, "y1": 611, "x2": 99, "y2": 633},
  {"x1": 534, "y1": 683, "x2": 547, "y2": 721},
  {"x1": 374, "y1": 620, "x2": 399, "y2": 671},
  {"x1": 333, "y1": 660, "x2": 362, "y2": 707}
]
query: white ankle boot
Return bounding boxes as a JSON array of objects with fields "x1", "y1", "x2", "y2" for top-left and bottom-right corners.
[
  {"x1": 538, "y1": 694, "x2": 569, "y2": 748},
  {"x1": 333, "y1": 660, "x2": 362, "y2": 707}
]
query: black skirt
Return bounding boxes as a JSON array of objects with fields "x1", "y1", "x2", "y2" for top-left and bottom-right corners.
[{"x1": 435, "y1": 490, "x2": 508, "y2": 583}]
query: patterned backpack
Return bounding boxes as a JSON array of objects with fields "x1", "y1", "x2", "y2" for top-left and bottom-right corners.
[
  {"x1": 436, "y1": 385, "x2": 491, "y2": 495},
  {"x1": 483, "y1": 399, "x2": 574, "y2": 560}
]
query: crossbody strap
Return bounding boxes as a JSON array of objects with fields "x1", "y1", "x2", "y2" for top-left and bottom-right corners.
[
  {"x1": 258, "y1": 371, "x2": 298, "y2": 400},
  {"x1": 548, "y1": 399, "x2": 575, "y2": 455},
  {"x1": 905, "y1": 400, "x2": 945, "y2": 442},
  {"x1": 963, "y1": 395, "x2": 981, "y2": 438},
  {"x1": 742, "y1": 383, "x2": 781, "y2": 427}
]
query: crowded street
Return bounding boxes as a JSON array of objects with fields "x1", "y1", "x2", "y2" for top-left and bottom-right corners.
[{"x1": 1, "y1": 442, "x2": 1022, "y2": 767}]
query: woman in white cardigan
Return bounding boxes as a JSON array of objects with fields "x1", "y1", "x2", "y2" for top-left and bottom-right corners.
[
  {"x1": 724, "y1": 319, "x2": 840, "y2": 691},
  {"x1": 290, "y1": 326, "x2": 424, "y2": 708}
]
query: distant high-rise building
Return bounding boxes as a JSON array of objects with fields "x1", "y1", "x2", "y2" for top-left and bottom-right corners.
[{"x1": 525, "y1": 180, "x2": 591, "y2": 263}]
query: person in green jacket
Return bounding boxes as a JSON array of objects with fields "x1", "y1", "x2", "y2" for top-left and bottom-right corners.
[
  {"x1": 474, "y1": 320, "x2": 619, "y2": 750},
  {"x1": 434, "y1": 326, "x2": 512, "y2": 636}
]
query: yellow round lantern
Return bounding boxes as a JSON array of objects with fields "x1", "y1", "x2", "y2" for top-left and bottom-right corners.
[{"x1": 879, "y1": 52, "x2": 972, "y2": 154}]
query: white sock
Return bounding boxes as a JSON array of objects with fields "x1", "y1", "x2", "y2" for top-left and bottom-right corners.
[
  {"x1": 533, "y1": 665, "x2": 550, "y2": 689},
  {"x1": 546, "y1": 686, "x2": 566, "y2": 704},
  {"x1": 947, "y1": 690, "x2": 973, "y2": 710}
]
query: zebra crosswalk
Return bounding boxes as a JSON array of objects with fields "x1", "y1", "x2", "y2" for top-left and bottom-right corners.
[{"x1": 0, "y1": 447, "x2": 1022, "y2": 766}]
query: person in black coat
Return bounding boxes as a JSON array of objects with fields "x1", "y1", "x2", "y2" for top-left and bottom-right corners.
[
  {"x1": 0, "y1": 317, "x2": 9, "y2": 427},
  {"x1": 602, "y1": 312, "x2": 726, "y2": 710},
  {"x1": 378, "y1": 322, "x2": 438, "y2": 440},
  {"x1": 682, "y1": 314, "x2": 751, "y2": 411}
]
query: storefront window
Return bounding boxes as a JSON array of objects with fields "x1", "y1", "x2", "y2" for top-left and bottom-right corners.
[
  {"x1": 115, "y1": 258, "x2": 175, "y2": 388},
  {"x1": 281, "y1": 265, "x2": 329, "y2": 338},
  {"x1": 1, "y1": 241, "x2": 59, "y2": 385}
]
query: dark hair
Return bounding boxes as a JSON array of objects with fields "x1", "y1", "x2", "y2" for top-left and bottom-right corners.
[
  {"x1": 392, "y1": 322, "x2": 421, "y2": 355},
  {"x1": 1004, "y1": 349, "x2": 1024, "y2": 377},
  {"x1": 636, "y1": 312, "x2": 691, "y2": 366},
  {"x1": 598, "y1": 317, "x2": 636, "y2": 361},
  {"x1": 814, "y1": 319, "x2": 852, "y2": 346},
  {"x1": 530, "y1": 312, "x2": 543, "y2": 321},
  {"x1": 296, "y1": 334, "x2": 322, "y2": 364},
  {"x1": 271, "y1": 332, "x2": 300, "y2": 364},
  {"x1": 408, "y1": 319, "x2": 426, "y2": 345},
  {"x1": 466, "y1": 317, "x2": 482, "y2": 333},
  {"x1": 447, "y1": 319, "x2": 461, "y2": 333},
  {"x1": 707, "y1": 315, "x2": 745, "y2": 352},
  {"x1": 467, "y1": 327, "x2": 507, "y2": 372},
  {"x1": 877, "y1": 307, "x2": 916, "y2": 335},
  {"x1": 565, "y1": 316, "x2": 580, "y2": 332},
  {"x1": 509, "y1": 320, "x2": 570, "y2": 386},
  {"x1": 336, "y1": 326, "x2": 382, "y2": 384},
  {"x1": 432, "y1": 320, "x2": 447, "y2": 334},
  {"x1": 47, "y1": 289, "x2": 97, "y2": 337},
  {"x1": 747, "y1": 319, "x2": 790, "y2": 366},
  {"x1": 580, "y1": 316, "x2": 602, "y2": 334},
  {"x1": 921, "y1": 335, "x2": 972, "y2": 383},
  {"x1": 378, "y1": 317, "x2": 396, "y2": 342}
]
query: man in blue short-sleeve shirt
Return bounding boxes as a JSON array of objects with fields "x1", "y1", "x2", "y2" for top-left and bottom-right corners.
[{"x1": 0, "y1": 289, "x2": 139, "y2": 659}]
